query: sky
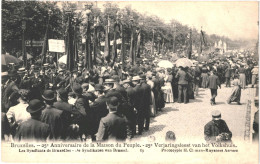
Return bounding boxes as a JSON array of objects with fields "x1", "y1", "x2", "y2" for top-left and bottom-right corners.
[{"x1": 59, "y1": 1, "x2": 259, "y2": 41}]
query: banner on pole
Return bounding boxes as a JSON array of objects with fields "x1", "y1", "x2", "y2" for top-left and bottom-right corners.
[{"x1": 48, "y1": 39, "x2": 65, "y2": 53}]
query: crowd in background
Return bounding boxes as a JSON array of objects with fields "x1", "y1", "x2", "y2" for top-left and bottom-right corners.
[{"x1": 1, "y1": 51, "x2": 258, "y2": 142}]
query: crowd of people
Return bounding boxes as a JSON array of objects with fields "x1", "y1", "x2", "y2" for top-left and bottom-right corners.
[{"x1": 1, "y1": 51, "x2": 258, "y2": 142}]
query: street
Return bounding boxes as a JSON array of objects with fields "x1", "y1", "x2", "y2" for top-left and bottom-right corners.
[{"x1": 135, "y1": 84, "x2": 256, "y2": 143}]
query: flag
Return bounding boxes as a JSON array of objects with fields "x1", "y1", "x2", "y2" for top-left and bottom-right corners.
[
  {"x1": 66, "y1": 14, "x2": 74, "y2": 72},
  {"x1": 112, "y1": 23, "x2": 120, "y2": 66}
]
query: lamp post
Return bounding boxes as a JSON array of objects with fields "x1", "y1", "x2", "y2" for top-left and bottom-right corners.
[{"x1": 22, "y1": 11, "x2": 26, "y2": 68}]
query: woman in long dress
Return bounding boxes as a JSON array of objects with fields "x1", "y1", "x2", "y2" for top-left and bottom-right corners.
[
  {"x1": 227, "y1": 76, "x2": 241, "y2": 105},
  {"x1": 162, "y1": 69, "x2": 174, "y2": 103},
  {"x1": 238, "y1": 65, "x2": 246, "y2": 89}
]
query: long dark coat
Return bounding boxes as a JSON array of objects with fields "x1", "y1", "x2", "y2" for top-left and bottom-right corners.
[
  {"x1": 15, "y1": 118, "x2": 50, "y2": 142},
  {"x1": 40, "y1": 106, "x2": 63, "y2": 140}
]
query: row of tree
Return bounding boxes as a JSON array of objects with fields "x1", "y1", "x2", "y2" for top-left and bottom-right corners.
[{"x1": 2, "y1": 1, "x2": 251, "y2": 61}]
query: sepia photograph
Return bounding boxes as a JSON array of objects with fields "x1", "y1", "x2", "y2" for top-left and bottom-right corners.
[{"x1": 1, "y1": 1, "x2": 259, "y2": 163}]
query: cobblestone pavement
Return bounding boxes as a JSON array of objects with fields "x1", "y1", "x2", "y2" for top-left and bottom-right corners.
[{"x1": 133, "y1": 84, "x2": 256, "y2": 142}]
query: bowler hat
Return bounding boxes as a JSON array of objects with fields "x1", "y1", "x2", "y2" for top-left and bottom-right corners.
[
  {"x1": 72, "y1": 83, "x2": 83, "y2": 95},
  {"x1": 107, "y1": 96, "x2": 119, "y2": 109},
  {"x1": 56, "y1": 88, "x2": 68, "y2": 101},
  {"x1": 94, "y1": 84, "x2": 104, "y2": 91},
  {"x1": 26, "y1": 99, "x2": 46, "y2": 114},
  {"x1": 42, "y1": 90, "x2": 56, "y2": 101},
  {"x1": 212, "y1": 110, "x2": 221, "y2": 118}
]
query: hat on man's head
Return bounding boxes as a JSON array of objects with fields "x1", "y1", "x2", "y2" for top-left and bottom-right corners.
[
  {"x1": 94, "y1": 84, "x2": 104, "y2": 91},
  {"x1": 132, "y1": 76, "x2": 142, "y2": 81},
  {"x1": 104, "y1": 79, "x2": 116, "y2": 84},
  {"x1": 42, "y1": 90, "x2": 56, "y2": 101},
  {"x1": 17, "y1": 68, "x2": 26, "y2": 74},
  {"x1": 107, "y1": 96, "x2": 119, "y2": 109},
  {"x1": 211, "y1": 110, "x2": 221, "y2": 118},
  {"x1": 72, "y1": 83, "x2": 83, "y2": 96},
  {"x1": 26, "y1": 99, "x2": 46, "y2": 114},
  {"x1": 43, "y1": 63, "x2": 49, "y2": 68},
  {"x1": 56, "y1": 88, "x2": 68, "y2": 101}
]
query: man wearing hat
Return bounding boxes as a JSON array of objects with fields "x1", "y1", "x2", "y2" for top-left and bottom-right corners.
[
  {"x1": 2, "y1": 70, "x2": 19, "y2": 113},
  {"x1": 72, "y1": 83, "x2": 95, "y2": 140},
  {"x1": 54, "y1": 88, "x2": 83, "y2": 139},
  {"x1": 204, "y1": 110, "x2": 232, "y2": 143},
  {"x1": 15, "y1": 99, "x2": 50, "y2": 141},
  {"x1": 96, "y1": 96, "x2": 127, "y2": 141},
  {"x1": 208, "y1": 70, "x2": 221, "y2": 105},
  {"x1": 132, "y1": 75, "x2": 145, "y2": 135},
  {"x1": 140, "y1": 74, "x2": 152, "y2": 131},
  {"x1": 175, "y1": 66, "x2": 190, "y2": 104},
  {"x1": 40, "y1": 90, "x2": 63, "y2": 140},
  {"x1": 90, "y1": 84, "x2": 109, "y2": 135},
  {"x1": 6, "y1": 89, "x2": 31, "y2": 136},
  {"x1": 121, "y1": 79, "x2": 137, "y2": 138}
]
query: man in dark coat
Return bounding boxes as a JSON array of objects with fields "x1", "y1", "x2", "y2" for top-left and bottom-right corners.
[
  {"x1": 132, "y1": 76, "x2": 145, "y2": 135},
  {"x1": 2, "y1": 70, "x2": 19, "y2": 112},
  {"x1": 204, "y1": 110, "x2": 232, "y2": 143},
  {"x1": 40, "y1": 90, "x2": 63, "y2": 140},
  {"x1": 208, "y1": 70, "x2": 221, "y2": 105},
  {"x1": 72, "y1": 83, "x2": 95, "y2": 140},
  {"x1": 224, "y1": 65, "x2": 232, "y2": 87},
  {"x1": 140, "y1": 74, "x2": 151, "y2": 131},
  {"x1": 90, "y1": 84, "x2": 108, "y2": 134},
  {"x1": 122, "y1": 79, "x2": 137, "y2": 138},
  {"x1": 175, "y1": 67, "x2": 189, "y2": 104},
  {"x1": 54, "y1": 88, "x2": 83, "y2": 139},
  {"x1": 96, "y1": 96, "x2": 127, "y2": 141},
  {"x1": 15, "y1": 99, "x2": 50, "y2": 142}
]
